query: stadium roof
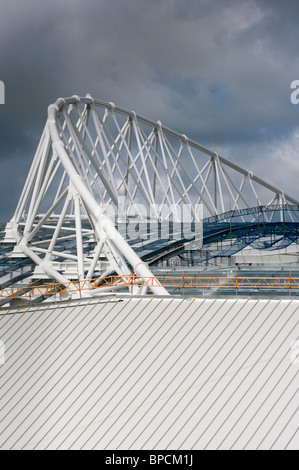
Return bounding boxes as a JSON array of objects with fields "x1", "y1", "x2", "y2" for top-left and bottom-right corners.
[{"x1": 1, "y1": 295, "x2": 298, "y2": 450}]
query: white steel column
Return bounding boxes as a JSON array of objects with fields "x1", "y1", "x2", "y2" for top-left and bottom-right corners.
[{"x1": 47, "y1": 101, "x2": 168, "y2": 296}]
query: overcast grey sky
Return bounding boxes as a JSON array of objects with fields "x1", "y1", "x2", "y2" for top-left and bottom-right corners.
[{"x1": 0, "y1": 0, "x2": 299, "y2": 221}]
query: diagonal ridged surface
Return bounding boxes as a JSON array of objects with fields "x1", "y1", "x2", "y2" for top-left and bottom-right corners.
[{"x1": 0, "y1": 296, "x2": 298, "y2": 450}]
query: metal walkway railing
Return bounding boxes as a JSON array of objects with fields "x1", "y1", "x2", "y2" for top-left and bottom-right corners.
[{"x1": 1, "y1": 275, "x2": 299, "y2": 301}]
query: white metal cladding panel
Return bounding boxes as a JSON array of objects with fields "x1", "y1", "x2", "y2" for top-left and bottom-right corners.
[{"x1": 0, "y1": 297, "x2": 298, "y2": 450}]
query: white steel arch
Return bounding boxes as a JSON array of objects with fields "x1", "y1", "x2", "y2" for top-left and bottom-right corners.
[{"x1": 6, "y1": 94, "x2": 299, "y2": 293}]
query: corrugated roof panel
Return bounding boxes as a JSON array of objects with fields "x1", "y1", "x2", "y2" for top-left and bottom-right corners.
[{"x1": 0, "y1": 297, "x2": 298, "y2": 450}]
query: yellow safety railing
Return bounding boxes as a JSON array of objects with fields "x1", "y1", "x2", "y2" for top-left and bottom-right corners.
[{"x1": 0, "y1": 274, "x2": 299, "y2": 300}]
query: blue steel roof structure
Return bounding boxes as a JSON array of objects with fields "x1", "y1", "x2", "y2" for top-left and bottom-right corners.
[
  {"x1": 0, "y1": 205, "x2": 299, "y2": 298},
  {"x1": 118, "y1": 204, "x2": 299, "y2": 265}
]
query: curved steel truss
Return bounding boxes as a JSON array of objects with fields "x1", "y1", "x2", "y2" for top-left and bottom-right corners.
[{"x1": 4, "y1": 94, "x2": 299, "y2": 294}]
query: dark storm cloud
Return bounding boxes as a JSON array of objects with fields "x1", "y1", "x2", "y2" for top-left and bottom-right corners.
[{"x1": 0, "y1": 0, "x2": 299, "y2": 220}]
